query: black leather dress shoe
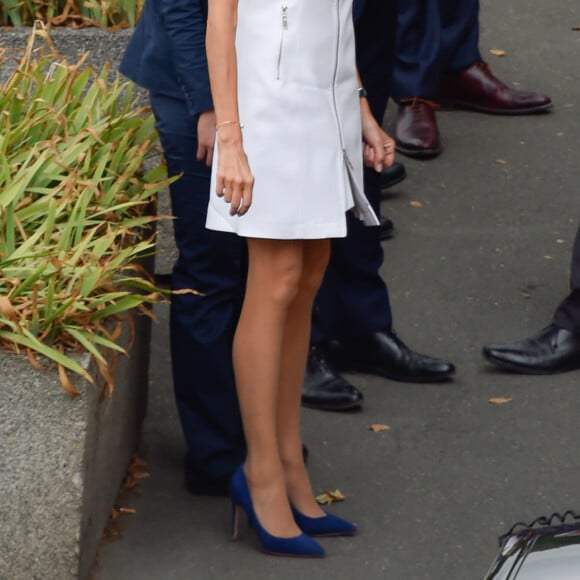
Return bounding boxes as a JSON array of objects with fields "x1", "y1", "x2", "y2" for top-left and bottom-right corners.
[
  {"x1": 327, "y1": 330, "x2": 455, "y2": 382},
  {"x1": 482, "y1": 324, "x2": 580, "y2": 374},
  {"x1": 378, "y1": 215, "x2": 394, "y2": 240},
  {"x1": 380, "y1": 161, "x2": 407, "y2": 193},
  {"x1": 302, "y1": 345, "x2": 363, "y2": 411}
]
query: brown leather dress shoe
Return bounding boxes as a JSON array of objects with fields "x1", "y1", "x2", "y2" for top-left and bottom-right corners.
[
  {"x1": 394, "y1": 98, "x2": 442, "y2": 159},
  {"x1": 438, "y1": 60, "x2": 552, "y2": 115}
]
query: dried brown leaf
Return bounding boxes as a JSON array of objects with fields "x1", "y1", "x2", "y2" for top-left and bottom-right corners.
[
  {"x1": 58, "y1": 364, "x2": 81, "y2": 398},
  {"x1": 121, "y1": 456, "x2": 151, "y2": 491},
  {"x1": 315, "y1": 489, "x2": 346, "y2": 505},
  {"x1": 27, "y1": 348, "x2": 48, "y2": 370},
  {"x1": 409, "y1": 200, "x2": 423, "y2": 208},
  {"x1": 0, "y1": 296, "x2": 18, "y2": 322},
  {"x1": 172, "y1": 288, "x2": 203, "y2": 296},
  {"x1": 489, "y1": 397, "x2": 513, "y2": 405},
  {"x1": 118, "y1": 507, "x2": 136, "y2": 514},
  {"x1": 369, "y1": 424, "x2": 391, "y2": 432},
  {"x1": 572, "y1": 26, "x2": 580, "y2": 31},
  {"x1": 495, "y1": 159, "x2": 508, "y2": 165},
  {"x1": 102, "y1": 525, "x2": 120, "y2": 541},
  {"x1": 489, "y1": 48, "x2": 507, "y2": 57}
]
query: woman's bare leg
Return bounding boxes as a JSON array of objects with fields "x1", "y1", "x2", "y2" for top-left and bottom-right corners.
[
  {"x1": 276, "y1": 239, "x2": 331, "y2": 517},
  {"x1": 232, "y1": 237, "x2": 305, "y2": 537}
]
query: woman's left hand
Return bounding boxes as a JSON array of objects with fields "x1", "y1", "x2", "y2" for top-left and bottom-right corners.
[{"x1": 361, "y1": 104, "x2": 395, "y2": 173}]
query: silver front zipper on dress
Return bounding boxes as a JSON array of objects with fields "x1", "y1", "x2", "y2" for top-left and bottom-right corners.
[{"x1": 276, "y1": 4, "x2": 288, "y2": 80}]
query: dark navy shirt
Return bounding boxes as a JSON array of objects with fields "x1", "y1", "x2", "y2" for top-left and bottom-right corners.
[{"x1": 119, "y1": 0, "x2": 212, "y2": 117}]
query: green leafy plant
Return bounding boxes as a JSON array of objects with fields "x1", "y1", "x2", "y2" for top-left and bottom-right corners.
[
  {"x1": 0, "y1": 0, "x2": 144, "y2": 28},
  {"x1": 0, "y1": 29, "x2": 171, "y2": 396}
]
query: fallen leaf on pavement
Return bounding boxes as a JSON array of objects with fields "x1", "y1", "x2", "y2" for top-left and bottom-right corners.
[
  {"x1": 409, "y1": 200, "x2": 422, "y2": 208},
  {"x1": 316, "y1": 490, "x2": 346, "y2": 505},
  {"x1": 489, "y1": 397, "x2": 513, "y2": 405},
  {"x1": 490, "y1": 48, "x2": 507, "y2": 57},
  {"x1": 495, "y1": 159, "x2": 507, "y2": 165},
  {"x1": 122, "y1": 457, "x2": 151, "y2": 490},
  {"x1": 369, "y1": 424, "x2": 391, "y2": 432},
  {"x1": 101, "y1": 456, "x2": 149, "y2": 545},
  {"x1": 118, "y1": 507, "x2": 137, "y2": 515},
  {"x1": 518, "y1": 289, "x2": 531, "y2": 298},
  {"x1": 102, "y1": 525, "x2": 120, "y2": 541},
  {"x1": 572, "y1": 26, "x2": 580, "y2": 31}
]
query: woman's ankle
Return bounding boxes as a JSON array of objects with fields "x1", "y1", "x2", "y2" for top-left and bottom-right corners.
[{"x1": 283, "y1": 464, "x2": 325, "y2": 518}]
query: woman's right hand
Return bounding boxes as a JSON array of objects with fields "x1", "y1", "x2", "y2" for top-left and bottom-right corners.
[{"x1": 215, "y1": 126, "x2": 254, "y2": 217}]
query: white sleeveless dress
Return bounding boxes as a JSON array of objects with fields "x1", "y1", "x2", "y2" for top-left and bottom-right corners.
[{"x1": 205, "y1": 0, "x2": 379, "y2": 239}]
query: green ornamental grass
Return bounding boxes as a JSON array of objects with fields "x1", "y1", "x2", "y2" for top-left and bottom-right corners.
[
  {"x1": 0, "y1": 0, "x2": 144, "y2": 28},
  {"x1": 0, "y1": 35, "x2": 171, "y2": 395}
]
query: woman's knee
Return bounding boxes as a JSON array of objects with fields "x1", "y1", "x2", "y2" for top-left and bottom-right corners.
[
  {"x1": 298, "y1": 240, "x2": 331, "y2": 295},
  {"x1": 248, "y1": 241, "x2": 304, "y2": 305},
  {"x1": 270, "y1": 254, "x2": 304, "y2": 305}
]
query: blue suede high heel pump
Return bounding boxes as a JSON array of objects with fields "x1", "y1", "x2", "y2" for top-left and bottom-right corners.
[
  {"x1": 291, "y1": 506, "x2": 357, "y2": 537},
  {"x1": 230, "y1": 465, "x2": 325, "y2": 557}
]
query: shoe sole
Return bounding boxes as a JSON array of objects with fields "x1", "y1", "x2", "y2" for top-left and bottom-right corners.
[
  {"x1": 308, "y1": 531, "x2": 358, "y2": 537},
  {"x1": 341, "y1": 363, "x2": 454, "y2": 383},
  {"x1": 395, "y1": 143, "x2": 442, "y2": 160},
  {"x1": 483, "y1": 353, "x2": 580, "y2": 375},
  {"x1": 262, "y1": 549, "x2": 325, "y2": 558},
  {"x1": 437, "y1": 101, "x2": 553, "y2": 115},
  {"x1": 301, "y1": 399, "x2": 363, "y2": 412}
]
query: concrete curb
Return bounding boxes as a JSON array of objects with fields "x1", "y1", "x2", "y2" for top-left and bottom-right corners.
[
  {"x1": 0, "y1": 311, "x2": 151, "y2": 579},
  {"x1": 1, "y1": 28, "x2": 160, "y2": 579}
]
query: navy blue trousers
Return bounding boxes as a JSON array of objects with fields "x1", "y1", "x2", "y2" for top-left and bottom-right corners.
[
  {"x1": 392, "y1": 0, "x2": 481, "y2": 100},
  {"x1": 150, "y1": 94, "x2": 246, "y2": 484},
  {"x1": 312, "y1": 0, "x2": 397, "y2": 343},
  {"x1": 553, "y1": 225, "x2": 580, "y2": 333}
]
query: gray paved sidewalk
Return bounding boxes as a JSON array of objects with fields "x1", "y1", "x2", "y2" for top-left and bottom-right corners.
[{"x1": 94, "y1": 1, "x2": 580, "y2": 578}]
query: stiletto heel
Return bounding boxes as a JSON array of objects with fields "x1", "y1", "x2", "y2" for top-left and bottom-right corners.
[
  {"x1": 231, "y1": 502, "x2": 240, "y2": 540},
  {"x1": 229, "y1": 465, "x2": 325, "y2": 557},
  {"x1": 291, "y1": 505, "x2": 357, "y2": 537}
]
